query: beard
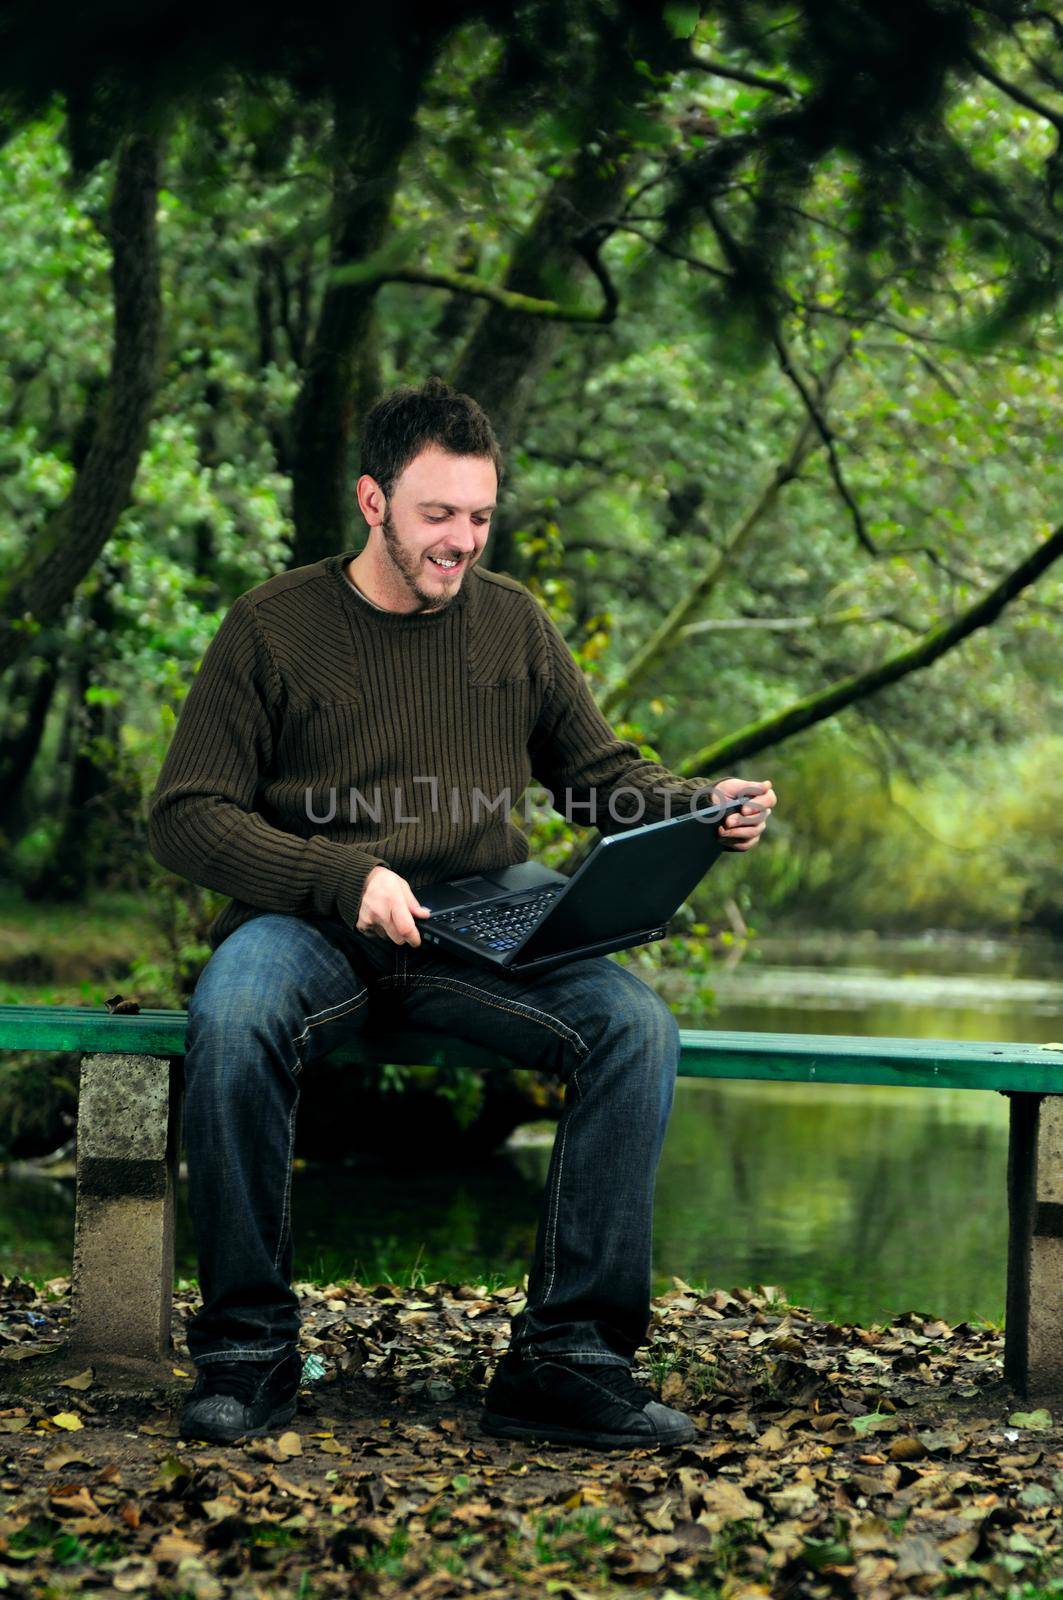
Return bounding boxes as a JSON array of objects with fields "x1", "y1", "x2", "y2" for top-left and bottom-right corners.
[{"x1": 379, "y1": 508, "x2": 464, "y2": 613}]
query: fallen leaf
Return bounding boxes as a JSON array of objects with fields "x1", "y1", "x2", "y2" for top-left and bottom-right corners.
[
  {"x1": 109, "y1": 1559, "x2": 156, "y2": 1591},
  {"x1": 49, "y1": 1485, "x2": 104, "y2": 1518},
  {"x1": 887, "y1": 1435, "x2": 927, "y2": 1461},
  {"x1": 44, "y1": 1445, "x2": 95, "y2": 1469},
  {"x1": 1007, "y1": 1409, "x2": 1053, "y2": 1430},
  {"x1": 153, "y1": 1530, "x2": 205, "y2": 1566},
  {"x1": 894, "y1": 1534, "x2": 945, "y2": 1579},
  {"x1": 58, "y1": 1368, "x2": 94, "y2": 1390}
]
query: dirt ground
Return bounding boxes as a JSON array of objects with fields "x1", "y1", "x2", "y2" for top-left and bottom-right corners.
[{"x1": 2, "y1": 1272, "x2": 1062, "y2": 1599}]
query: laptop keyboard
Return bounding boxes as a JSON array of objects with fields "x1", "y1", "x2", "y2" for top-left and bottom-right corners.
[{"x1": 429, "y1": 886, "x2": 564, "y2": 951}]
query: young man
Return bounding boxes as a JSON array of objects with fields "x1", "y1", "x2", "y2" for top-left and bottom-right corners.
[{"x1": 148, "y1": 376, "x2": 776, "y2": 1450}]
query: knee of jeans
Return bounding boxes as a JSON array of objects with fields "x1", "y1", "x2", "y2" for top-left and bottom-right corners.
[
  {"x1": 603, "y1": 989, "x2": 681, "y2": 1068},
  {"x1": 186, "y1": 978, "x2": 300, "y2": 1068}
]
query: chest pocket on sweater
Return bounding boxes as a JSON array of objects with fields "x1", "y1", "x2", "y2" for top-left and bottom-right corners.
[{"x1": 274, "y1": 699, "x2": 363, "y2": 779}]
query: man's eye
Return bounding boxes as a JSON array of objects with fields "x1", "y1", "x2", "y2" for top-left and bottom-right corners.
[{"x1": 425, "y1": 515, "x2": 447, "y2": 523}]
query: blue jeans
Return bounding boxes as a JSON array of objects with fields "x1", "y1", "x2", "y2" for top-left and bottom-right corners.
[{"x1": 181, "y1": 912, "x2": 680, "y2": 1370}]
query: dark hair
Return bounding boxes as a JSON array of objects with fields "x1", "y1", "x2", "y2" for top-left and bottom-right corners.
[{"x1": 360, "y1": 376, "x2": 504, "y2": 500}]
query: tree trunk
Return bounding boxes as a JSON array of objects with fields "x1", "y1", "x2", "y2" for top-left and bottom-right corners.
[
  {"x1": 287, "y1": 57, "x2": 435, "y2": 571},
  {"x1": 25, "y1": 562, "x2": 129, "y2": 901},
  {"x1": 0, "y1": 128, "x2": 164, "y2": 675},
  {"x1": 0, "y1": 639, "x2": 64, "y2": 843},
  {"x1": 451, "y1": 16, "x2": 687, "y2": 575}
]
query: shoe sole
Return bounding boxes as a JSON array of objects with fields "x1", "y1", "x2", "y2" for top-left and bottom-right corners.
[
  {"x1": 480, "y1": 1409, "x2": 695, "y2": 1450},
  {"x1": 179, "y1": 1398, "x2": 298, "y2": 1445}
]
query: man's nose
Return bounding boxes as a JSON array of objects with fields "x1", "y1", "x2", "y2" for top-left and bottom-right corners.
[{"x1": 452, "y1": 519, "x2": 481, "y2": 550}]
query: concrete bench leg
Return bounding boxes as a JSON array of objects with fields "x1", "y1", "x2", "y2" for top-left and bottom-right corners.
[
  {"x1": 1005, "y1": 1092, "x2": 1063, "y2": 1399},
  {"x1": 67, "y1": 1053, "x2": 183, "y2": 1365}
]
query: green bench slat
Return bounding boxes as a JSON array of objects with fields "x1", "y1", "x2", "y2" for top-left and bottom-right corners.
[{"x1": 0, "y1": 1006, "x2": 1060, "y2": 1093}]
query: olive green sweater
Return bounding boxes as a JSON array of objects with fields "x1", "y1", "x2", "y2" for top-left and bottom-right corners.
[{"x1": 147, "y1": 550, "x2": 716, "y2": 952}]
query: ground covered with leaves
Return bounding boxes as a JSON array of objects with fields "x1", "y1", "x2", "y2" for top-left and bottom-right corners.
[{"x1": 1, "y1": 1271, "x2": 1061, "y2": 1600}]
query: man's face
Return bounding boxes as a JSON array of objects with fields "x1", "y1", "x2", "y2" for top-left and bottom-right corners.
[{"x1": 371, "y1": 445, "x2": 497, "y2": 612}]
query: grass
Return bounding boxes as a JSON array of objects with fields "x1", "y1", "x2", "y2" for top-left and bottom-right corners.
[
  {"x1": 4, "y1": 1517, "x2": 127, "y2": 1570},
  {"x1": 348, "y1": 1524, "x2": 411, "y2": 1578},
  {"x1": 0, "y1": 886, "x2": 162, "y2": 998}
]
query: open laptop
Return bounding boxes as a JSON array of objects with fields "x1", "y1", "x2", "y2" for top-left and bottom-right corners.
[{"x1": 414, "y1": 793, "x2": 762, "y2": 975}]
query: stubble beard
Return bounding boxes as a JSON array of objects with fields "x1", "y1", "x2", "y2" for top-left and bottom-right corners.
[{"x1": 380, "y1": 509, "x2": 462, "y2": 614}]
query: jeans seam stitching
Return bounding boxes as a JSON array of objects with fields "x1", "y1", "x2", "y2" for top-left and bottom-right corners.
[
  {"x1": 293, "y1": 991, "x2": 369, "y2": 1047},
  {"x1": 382, "y1": 974, "x2": 590, "y2": 1057},
  {"x1": 195, "y1": 1344, "x2": 294, "y2": 1363},
  {"x1": 530, "y1": 1351, "x2": 630, "y2": 1361},
  {"x1": 273, "y1": 1091, "x2": 299, "y2": 1270},
  {"x1": 541, "y1": 1062, "x2": 581, "y2": 1307}
]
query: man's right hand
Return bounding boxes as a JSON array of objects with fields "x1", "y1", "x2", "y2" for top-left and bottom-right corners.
[{"x1": 356, "y1": 866, "x2": 432, "y2": 946}]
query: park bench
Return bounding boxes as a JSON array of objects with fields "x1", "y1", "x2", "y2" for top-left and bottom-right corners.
[{"x1": 1, "y1": 1004, "x2": 1062, "y2": 1397}]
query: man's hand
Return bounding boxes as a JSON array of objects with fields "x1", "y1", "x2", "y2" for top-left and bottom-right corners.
[
  {"x1": 710, "y1": 777, "x2": 777, "y2": 852},
  {"x1": 357, "y1": 866, "x2": 432, "y2": 945}
]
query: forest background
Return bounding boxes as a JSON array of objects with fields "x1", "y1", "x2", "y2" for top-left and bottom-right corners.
[{"x1": 0, "y1": 0, "x2": 1060, "y2": 1155}]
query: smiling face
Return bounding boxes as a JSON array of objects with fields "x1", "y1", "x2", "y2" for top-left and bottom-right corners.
[{"x1": 351, "y1": 445, "x2": 498, "y2": 614}]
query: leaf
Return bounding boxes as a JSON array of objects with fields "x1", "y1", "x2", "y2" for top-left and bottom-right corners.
[
  {"x1": 663, "y1": 2, "x2": 701, "y2": 39},
  {"x1": 200, "y1": 1496, "x2": 242, "y2": 1521},
  {"x1": 152, "y1": 1530, "x2": 205, "y2": 1565},
  {"x1": 153, "y1": 1453, "x2": 195, "y2": 1490},
  {"x1": 50, "y1": 1411, "x2": 83, "y2": 1430},
  {"x1": 894, "y1": 1534, "x2": 945, "y2": 1578},
  {"x1": 887, "y1": 1434, "x2": 927, "y2": 1460},
  {"x1": 58, "y1": 1367, "x2": 94, "y2": 1390},
  {"x1": 939, "y1": 1528, "x2": 980, "y2": 1563},
  {"x1": 110, "y1": 1560, "x2": 156, "y2": 1591},
  {"x1": 44, "y1": 1445, "x2": 95, "y2": 1469},
  {"x1": 851, "y1": 1412, "x2": 902, "y2": 1435},
  {"x1": 1007, "y1": 1409, "x2": 1053, "y2": 1430},
  {"x1": 49, "y1": 1484, "x2": 103, "y2": 1518},
  {"x1": 0, "y1": 1342, "x2": 63, "y2": 1360},
  {"x1": 698, "y1": 1480, "x2": 764, "y2": 1523}
]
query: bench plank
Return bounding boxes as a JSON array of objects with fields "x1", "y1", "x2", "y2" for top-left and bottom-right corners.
[{"x1": 0, "y1": 1006, "x2": 1059, "y2": 1091}]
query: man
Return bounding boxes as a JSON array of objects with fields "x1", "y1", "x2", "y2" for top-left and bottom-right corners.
[{"x1": 148, "y1": 376, "x2": 777, "y2": 1450}]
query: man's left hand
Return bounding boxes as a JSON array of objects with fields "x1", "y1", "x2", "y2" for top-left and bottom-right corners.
[{"x1": 710, "y1": 777, "x2": 777, "y2": 851}]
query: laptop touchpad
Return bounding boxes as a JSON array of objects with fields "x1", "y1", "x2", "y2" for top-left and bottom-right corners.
[
  {"x1": 418, "y1": 879, "x2": 500, "y2": 912},
  {"x1": 449, "y1": 875, "x2": 508, "y2": 901}
]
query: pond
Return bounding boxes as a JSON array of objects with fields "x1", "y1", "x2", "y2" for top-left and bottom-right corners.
[{"x1": 3, "y1": 931, "x2": 1060, "y2": 1327}]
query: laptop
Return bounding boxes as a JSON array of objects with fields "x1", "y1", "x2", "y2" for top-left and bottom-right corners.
[{"x1": 414, "y1": 793, "x2": 761, "y2": 975}]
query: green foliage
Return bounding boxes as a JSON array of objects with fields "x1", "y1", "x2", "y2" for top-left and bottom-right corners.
[{"x1": 0, "y1": 14, "x2": 1059, "y2": 947}]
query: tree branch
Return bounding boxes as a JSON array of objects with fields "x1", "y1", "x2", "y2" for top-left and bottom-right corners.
[
  {"x1": 965, "y1": 47, "x2": 1063, "y2": 132},
  {"x1": 329, "y1": 252, "x2": 619, "y2": 324},
  {"x1": 678, "y1": 605, "x2": 921, "y2": 635},
  {"x1": 686, "y1": 51, "x2": 799, "y2": 99},
  {"x1": 673, "y1": 522, "x2": 1063, "y2": 774},
  {"x1": 597, "y1": 344, "x2": 848, "y2": 720}
]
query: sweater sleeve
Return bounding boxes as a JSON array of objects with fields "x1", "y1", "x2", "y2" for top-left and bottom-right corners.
[
  {"x1": 528, "y1": 604, "x2": 720, "y2": 833},
  {"x1": 147, "y1": 593, "x2": 389, "y2": 926}
]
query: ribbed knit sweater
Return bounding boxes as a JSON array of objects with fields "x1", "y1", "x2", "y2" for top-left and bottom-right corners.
[{"x1": 147, "y1": 549, "x2": 717, "y2": 952}]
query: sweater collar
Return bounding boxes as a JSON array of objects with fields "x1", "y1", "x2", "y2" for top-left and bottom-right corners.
[{"x1": 327, "y1": 550, "x2": 471, "y2": 628}]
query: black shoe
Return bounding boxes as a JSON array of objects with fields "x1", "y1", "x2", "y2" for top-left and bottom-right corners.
[
  {"x1": 480, "y1": 1351, "x2": 696, "y2": 1449},
  {"x1": 179, "y1": 1350, "x2": 302, "y2": 1444}
]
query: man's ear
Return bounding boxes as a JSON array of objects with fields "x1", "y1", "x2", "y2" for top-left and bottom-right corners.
[{"x1": 356, "y1": 473, "x2": 386, "y2": 527}]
